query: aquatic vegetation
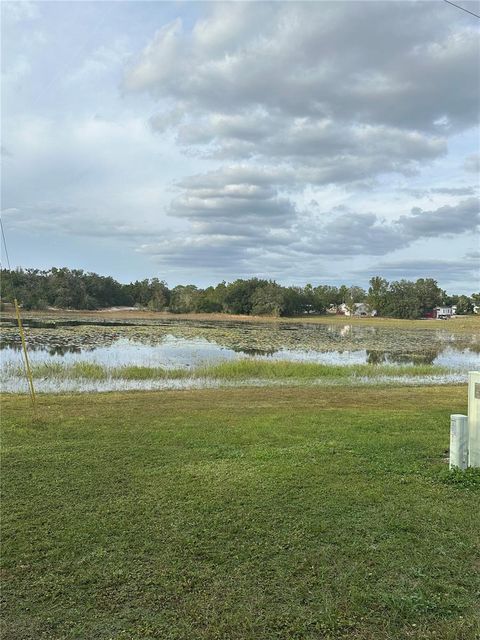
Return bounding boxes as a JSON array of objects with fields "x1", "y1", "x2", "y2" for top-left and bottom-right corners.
[
  {"x1": 2, "y1": 359, "x2": 451, "y2": 381},
  {"x1": 1, "y1": 314, "x2": 478, "y2": 393},
  {"x1": 196, "y1": 360, "x2": 450, "y2": 380},
  {"x1": 111, "y1": 365, "x2": 189, "y2": 380},
  {"x1": 1, "y1": 316, "x2": 478, "y2": 360}
]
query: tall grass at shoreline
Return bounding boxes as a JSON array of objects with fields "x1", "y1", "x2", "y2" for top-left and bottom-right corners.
[{"x1": 4, "y1": 359, "x2": 451, "y2": 383}]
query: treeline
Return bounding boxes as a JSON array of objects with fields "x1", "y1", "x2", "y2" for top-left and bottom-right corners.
[{"x1": 0, "y1": 268, "x2": 478, "y2": 319}]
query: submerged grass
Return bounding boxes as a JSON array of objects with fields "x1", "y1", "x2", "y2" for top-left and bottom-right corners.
[{"x1": 6, "y1": 359, "x2": 452, "y2": 384}]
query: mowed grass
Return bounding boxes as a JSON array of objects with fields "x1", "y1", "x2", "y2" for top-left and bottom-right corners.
[
  {"x1": 14, "y1": 360, "x2": 450, "y2": 383},
  {"x1": 1, "y1": 386, "x2": 479, "y2": 640}
]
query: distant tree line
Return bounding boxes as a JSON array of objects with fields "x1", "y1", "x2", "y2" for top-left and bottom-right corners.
[{"x1": 0, "y1": 267, "x2": 478, "y2": 319}]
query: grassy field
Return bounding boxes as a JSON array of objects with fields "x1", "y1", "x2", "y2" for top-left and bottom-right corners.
[{"x1": 2, "y1": 386, "x2": 479, "y2": 639}]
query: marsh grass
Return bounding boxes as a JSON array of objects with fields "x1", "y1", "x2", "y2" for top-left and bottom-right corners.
[
  {"x1": 26, "y1": 359, "x2": 450, "y2": 381},
  {"x1": 111, "y1": 365, "x2": 189, "y2": 380},
  {"x1": 3, "y1": 359, "x2": 453, "y2": 385},
  {"x1": 28, "y1": 361, "x2": 106, "y2": 380},
  {"x1": 196, "y1": 360, "x2": 449, "y2": 380}
]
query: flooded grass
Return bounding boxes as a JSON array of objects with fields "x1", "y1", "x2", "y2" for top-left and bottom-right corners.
[
  {"x1": 1, "y1": 314, "x2": 478, "y2": 393},
  {"x1": 111, "y1": 364, "x2": 189, "y2": 380},
  {"x1": 196, "y1": 360, "x2": 449, "y2": 380},
  {"x1": 6, "y1": 359, "x2": 450, "y2": 382},
  {"x1": 2, "y1": 359, "x2": 461, "y2": 393}
]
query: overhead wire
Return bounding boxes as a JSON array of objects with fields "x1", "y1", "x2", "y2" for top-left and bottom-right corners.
[{"x1": 442, "y1": 0, "x2": 480, "y2": 19}]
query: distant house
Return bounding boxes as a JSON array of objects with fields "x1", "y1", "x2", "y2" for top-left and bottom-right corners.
[
  {"x1": 336, "y1": 302, "x2": 376, "y2": 317},
  {"x1": 436, "y1": 306, "x2": 455, "y2": 319},
  {"x1": 353, "y1": 302, "x2": 376, "y2": 317},
  {"x1": 431, "y1": 306, "x2": 455, "y2": 319}
]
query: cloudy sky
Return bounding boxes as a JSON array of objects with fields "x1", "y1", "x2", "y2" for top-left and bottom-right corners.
[{"x1": 1, "y1": 0, "x2": 479, "y2": 292}]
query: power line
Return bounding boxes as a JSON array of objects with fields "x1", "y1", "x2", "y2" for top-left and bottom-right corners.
[
  {"x1": 443, "y1": 0, "x2": 480, "y2": 19},
  {"x1": 0, "y1": 216, "x2": 12, "y2": 270}
]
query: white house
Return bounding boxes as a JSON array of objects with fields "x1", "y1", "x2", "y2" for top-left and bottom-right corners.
[
  {"x1": 435, "y1": 306, "x2": 455, "y2": 319},
  {"x1": 337, "y1": 302, "x2": 376, "y2": 317}
]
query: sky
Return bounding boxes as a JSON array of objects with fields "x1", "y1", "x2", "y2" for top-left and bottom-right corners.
[{"x1": 1, "y1": 0, "x2": 479, "y2": 293}]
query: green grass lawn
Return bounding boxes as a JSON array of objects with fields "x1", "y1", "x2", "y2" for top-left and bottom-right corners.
[{"x1": 1, "y1": 386, "x2": 479, "y2": 640}]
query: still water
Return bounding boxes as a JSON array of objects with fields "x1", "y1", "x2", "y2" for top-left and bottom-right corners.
[{"x1": 1, "y1": 320, "x2": 479, "y2": 371}]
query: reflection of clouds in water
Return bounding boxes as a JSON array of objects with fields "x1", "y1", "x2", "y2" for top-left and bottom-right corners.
[
  {"x1": 0, "y1": 319, "x2": 479, "y2": 370},
  {"x1": 0, "y1": 338, "x2": 478, "y2": 371}
]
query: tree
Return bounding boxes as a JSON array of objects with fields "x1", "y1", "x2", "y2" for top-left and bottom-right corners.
[
  {"x1": 169, "y1": 285, "x2": 200, "y2": 313},
  {"x1": 196, "y1": 283, "x2": 226, "y2": 312},
  {"x1": 223, "y1": 279, "x2": 268, "y2": 315},
  {"x1": 283, "y1": 286, "x2": 310, "y2": 315},
  {"x1": 343, "y1": 286, "x2": 366, "y2": 314},
  {"x1": 455, "y1": 295, "x2": 473, "y2": 315},
  {"x1": 470, "y1": 293, "x2": 480, "y2": 313},
  {"x1": 386, "y1": 280, "x2": 422, "y2": 319},
  {"x1": 367, "y1": 276, "x2": 389, "y2": 315},
  {"x1": 250, "y1": 282, "x2": 285, "y2": 316},
  {"x1": 414, "y1": 278, "x2": 444, "y2": 316},
  {"x1": 312, "y1": 285, "x2": 341, "y2": 313},
  {"x1": 147, "y1": 278, "x2": 170, "y2": 311}
]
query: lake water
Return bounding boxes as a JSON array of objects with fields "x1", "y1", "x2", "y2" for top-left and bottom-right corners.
[{"x1": 1, "y1": 318, "x2": 479, "y2": 372}]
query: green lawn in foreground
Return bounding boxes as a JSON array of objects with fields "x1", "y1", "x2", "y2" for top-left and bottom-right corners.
[{"x1": 1, "y1": 386, "x2": 479, "y2": 640}]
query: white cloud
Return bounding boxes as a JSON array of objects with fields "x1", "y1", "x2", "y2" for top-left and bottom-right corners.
[{"x1": 2, "y1": 1, "x2": 479, "y2": 288}]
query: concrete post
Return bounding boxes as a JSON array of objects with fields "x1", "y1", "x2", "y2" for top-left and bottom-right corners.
[
  {"x1": 450, "y1": 414, "x2": 468, "y2": 470},
  {"x1": 468, "y1": 371, "x2": 480, "y2": 468}
]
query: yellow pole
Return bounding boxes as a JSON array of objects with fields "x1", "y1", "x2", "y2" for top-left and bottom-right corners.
[{"x1": 14, "y1": 298, "x2": 36, "y2": 407}]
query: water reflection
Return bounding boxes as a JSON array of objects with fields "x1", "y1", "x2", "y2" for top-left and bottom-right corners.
[
  {"x1": 232, "y1": 346, "x2": 277, "y2": 356},
  {"x1": 1, "y1": 318, "x2": 479, "y2": 371},
  {"x1": 366, "y1": 350, "x2": 439, "y2": 365},
  {"x1": 0, "y1": 341, "x2": 83, "y2": 356}
]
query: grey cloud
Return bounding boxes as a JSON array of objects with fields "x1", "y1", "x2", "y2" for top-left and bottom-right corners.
[
  {"x1": 170, "y1": 193, "x2": 294, "y2": 224},
  {"x1": 141, "y1": 161, "x2": 479, "y2": 271},
  {"x1": 126, "y1": 2, "x2": 479, "y2": 133},
  {"x1": 138, "y1": 234, "x2": 267, "y2": 271},
  {"x1": 465, "y1": 250, "x2": 480, "y2": 260},
  {"x1": 176, "y1": 166, "x2": 295, "y2": 190},
  {"x1": 126, "y1": 2, "x2": 479, "y2": 189},
  {"x1": 431, "y1": 187, "x2": 476, "y2": 195},
  {"x1": 298, "y1": 212, "x2": 401, "y2": 256},
  {"x1": 173, "y1": 117, "x2": 447, "y2": 183},
  {"x1": 170, "y1": 168, "x2": 296, "y2": 226},
  {"x1": 353, "y1": 254, "x2": 479, "y2": 286},
  {"x1": 464, "y1": 153, "x2": 480, "y2": 174},
  {"x1": 398, "y1": 198, "x2": 479, "y2": 238},
  {"x1": 1, "y1": 205, "x2": 156, "y2": 239},
  {"x1": 307, "y1": 198, "x2": 480, "y2": 256}
]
